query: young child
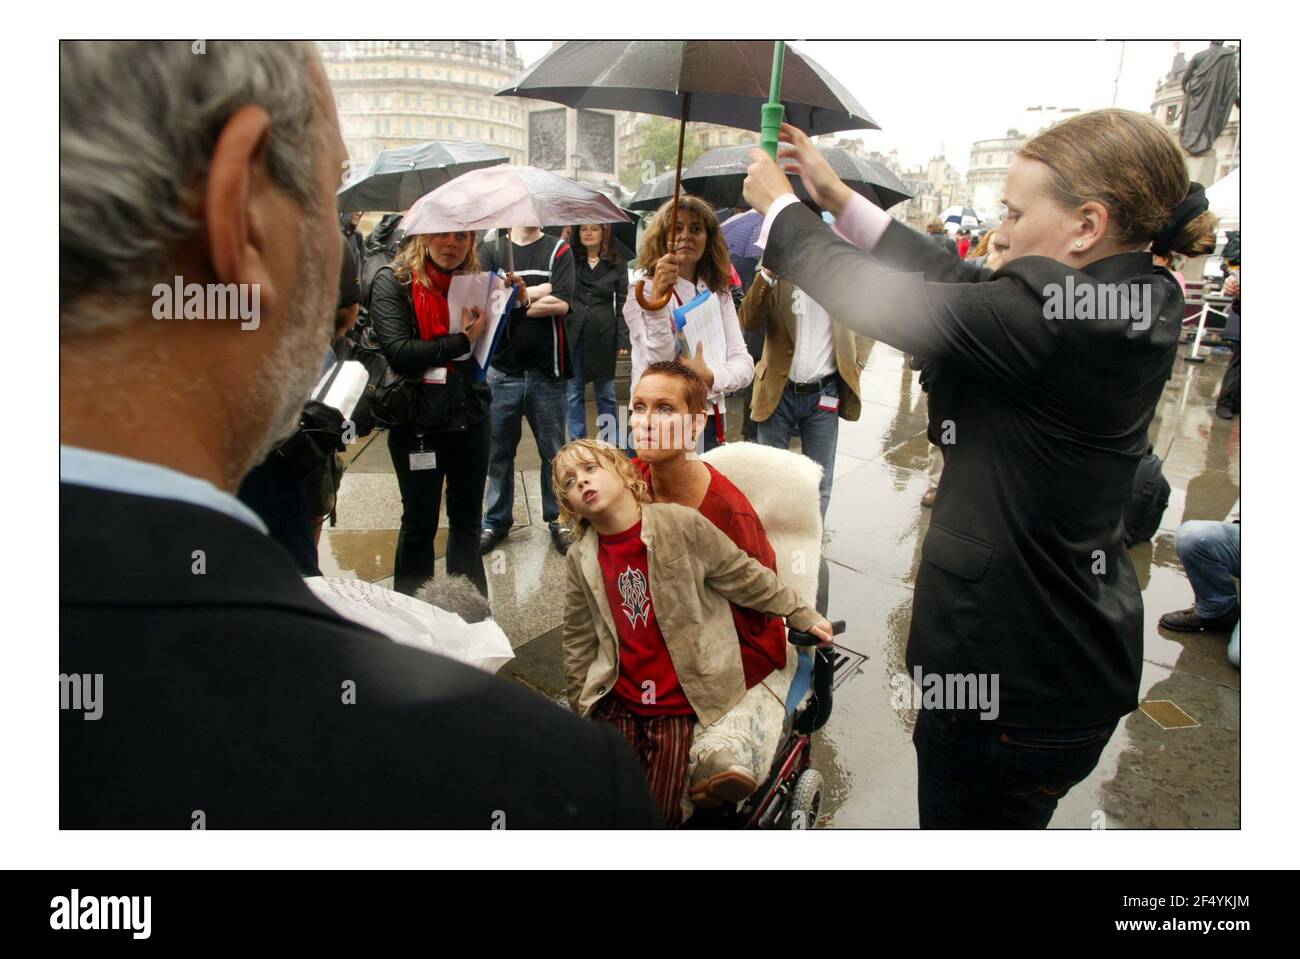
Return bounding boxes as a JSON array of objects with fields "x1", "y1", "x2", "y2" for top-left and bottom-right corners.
[{"x1": 555, "y1": 438, "x2": 832, "y2": 826}]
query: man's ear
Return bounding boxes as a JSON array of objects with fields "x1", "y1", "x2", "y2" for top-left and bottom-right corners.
[{"x1": 205, "y1": 104, "x2": 274, "y2": 292}]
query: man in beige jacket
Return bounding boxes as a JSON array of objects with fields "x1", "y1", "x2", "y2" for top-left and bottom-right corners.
[
  {"x1": 740, "y1": 267, "x2": 872, "y2": 518},
  {"x1": 555, "y1": 438, "x2": 831, "y2": 825}
]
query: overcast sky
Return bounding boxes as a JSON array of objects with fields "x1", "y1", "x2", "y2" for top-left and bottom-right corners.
[{"x1": 513, "y1": 40, "x2": 1216, "y2": 174}]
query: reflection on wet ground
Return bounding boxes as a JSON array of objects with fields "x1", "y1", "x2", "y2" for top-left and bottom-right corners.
[{"x1": 328, "y1": 342, "x2": 1240, "y2": 828}]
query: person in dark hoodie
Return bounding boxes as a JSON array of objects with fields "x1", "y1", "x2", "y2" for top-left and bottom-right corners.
[
  {"x1": 236, "y1": 235, "x2": 362, "y2": 575},
  {"x1": 359, "y1": 212, "x2": 406, "y2": 317}
]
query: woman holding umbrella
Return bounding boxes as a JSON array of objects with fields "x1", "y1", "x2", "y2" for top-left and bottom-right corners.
[
  {"x1": 624, "y1": 195, "x2": 754, "y2": 452},
  {"x1": 371, "y1": 231, "x2": 491, "y2": 597},
  {"x1": 745, "y1": 112, "x2": 1217, "y2": 828},
  {"x1": 565, "y1": 223, "x2": 629, "y2": 443}
]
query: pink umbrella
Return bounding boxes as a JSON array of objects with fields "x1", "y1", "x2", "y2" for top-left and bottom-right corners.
[
  {"x1": 399, "y1": 165, "x2": 629, "y2": 233},
  {"x1": 399, "y1": 165, "x2": 629, "y2": 271}
]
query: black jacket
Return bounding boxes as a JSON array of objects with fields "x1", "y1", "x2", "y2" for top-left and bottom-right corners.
[
  {"x1": 370, "y1": 266, "x2": 492, "y2": 432},
  {"x1": 765, "y1": 203, "x2": 1182, "y2": 727},
  {"x1": 565, "y1": 257, "x2": 629, "y2": 383},
  {"x1": 60, "y1": 483, "x2": 661, "y2": 828},
  {"x1": 929, "y1": 232, "x2": 959, "y2": 257}
]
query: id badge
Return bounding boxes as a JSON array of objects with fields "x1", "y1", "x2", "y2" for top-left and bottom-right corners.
[
  {"x1": 421, "y1": 366, "x2": 448, "y2": 385},
  {"x1": 817, "y1": 394, "x2": 840, "y2": 413},
  {"x1": 409, "y1": 451, "x2": 437, "y2": 471}
]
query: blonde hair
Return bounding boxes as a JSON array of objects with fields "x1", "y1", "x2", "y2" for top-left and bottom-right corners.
[
  {"x1": 392, "y1": 232, "x2": 478, "y2": 290},
  {"x1": 552, "y1": 438, "x2": 650, "y2": 535},
  {"x1": 1018, "y1": 109, "x2": 1217, "y2": 257},
  {"x1": 637, "y1": 195, "x2": 732, "y2": 295}
]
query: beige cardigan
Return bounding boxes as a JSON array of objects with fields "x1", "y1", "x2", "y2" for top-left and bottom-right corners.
[{"x1": 563, "y1": 501, "x2": 822, "y2": 726}]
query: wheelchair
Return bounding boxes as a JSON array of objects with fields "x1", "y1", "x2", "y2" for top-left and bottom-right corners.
[{"x1": 685, "y1": 442, "x2": 847, "y2": 829}]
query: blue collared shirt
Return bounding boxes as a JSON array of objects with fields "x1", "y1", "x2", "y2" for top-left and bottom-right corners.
[{"x1": 60, "y1": 445, "x2": 268, "y2": 534}]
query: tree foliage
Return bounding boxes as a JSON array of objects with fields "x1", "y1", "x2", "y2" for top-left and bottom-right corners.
[{"x1": 619, "y1": 116, "x2": 705, "y2": 190}]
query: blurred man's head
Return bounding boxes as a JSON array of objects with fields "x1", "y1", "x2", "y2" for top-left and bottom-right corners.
[
  {"x1": 60, "y1": 41, "x2": 347, "y2": 489},
  {"x1": 630, "y1": 361, "x2": 709, "y2": 463}
]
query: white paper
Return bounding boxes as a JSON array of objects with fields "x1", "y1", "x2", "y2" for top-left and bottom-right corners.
[
  {"x1": 305, "y1": 576, "x2": 514, "y2": 674},
  {"x1": 448, "y1": 271, "x2": 511, "y2": 366},
  {"x1": 677, "y1": 292, "x2": 728, "y2": 374}
]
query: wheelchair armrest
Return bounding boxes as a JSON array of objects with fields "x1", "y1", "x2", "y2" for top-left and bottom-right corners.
[{"x1": 787, "y1": 620, "x2": 846, "y2": 647}]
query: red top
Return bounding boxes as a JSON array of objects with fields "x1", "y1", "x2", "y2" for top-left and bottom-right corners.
[
  {"x1": 597, "y1": 520, "x2": 692, "y2": 716},
  {"x1": 633, "y1": 459, "x2": 787, "y2": 688}
]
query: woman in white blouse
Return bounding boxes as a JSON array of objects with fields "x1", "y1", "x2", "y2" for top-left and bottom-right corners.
[{"x1": 623, "y1": 195, "x2": 754, "y2": 452}]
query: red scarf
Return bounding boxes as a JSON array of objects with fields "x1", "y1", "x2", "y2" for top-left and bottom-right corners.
[{"x1": 412, "y1": 263, "x2": 454, "y2": 342}]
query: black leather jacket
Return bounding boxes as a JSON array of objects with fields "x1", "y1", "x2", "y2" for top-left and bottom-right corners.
[{"x1": 369, "y1": 266, "x2": 491, "y2": 432}]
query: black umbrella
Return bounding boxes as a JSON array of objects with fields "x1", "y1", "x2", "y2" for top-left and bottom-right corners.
[
  {"x1": 497, "y1": 41, "x2": 876, "y2": 310},
  {"x1": 337, "y1": 140, "x2": 510, "y2": 213},
  {"x1": 496, "y1": 41, "x2": 876, "y2": 135},
  {"x1": 610, "y1": 211, "x2": 640, "y2": 257},
  {"x1": 627, "y1": 170, "x2": 679, "y2": 211},
  {"x1": 681, "y1": 145, "x2": 912, "y2": 212},
  {"x1": 849, "y1": 157, "x2": 913, "y2": 212}
]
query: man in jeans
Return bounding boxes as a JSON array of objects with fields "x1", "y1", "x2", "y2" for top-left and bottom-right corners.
[
  {"x1": 739, "y1": 266, "x2": 870, "y2": 518},
  {"x1": 479, "y1": 226, "x2": 576, "y2": 555},
  {"x1": 1159, "y1": 516, "x2": 1241, "y2": 667}
]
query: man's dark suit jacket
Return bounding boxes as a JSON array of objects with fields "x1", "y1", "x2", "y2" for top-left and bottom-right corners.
[
  {"x1": 765, "y1": 204, "x2": 1183, "y2": 727},
  {"x1": 61, "y1": 482, "x2": 661, "y2": 828}
]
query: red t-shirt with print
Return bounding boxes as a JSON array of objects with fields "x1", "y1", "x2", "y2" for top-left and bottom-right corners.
[
  {"x1": 597, "y1": 520, "x2": 693, "y2": 716},
  {"x1": 633, "y1": 459, "x2": 788, "y2": 688}
]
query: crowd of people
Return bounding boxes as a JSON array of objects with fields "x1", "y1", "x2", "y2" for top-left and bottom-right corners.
[{"x1": 60, "y1": 41, "x2": 1239, "y2": 830}]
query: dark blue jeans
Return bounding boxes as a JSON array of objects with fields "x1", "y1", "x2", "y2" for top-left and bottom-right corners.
[
  {"x1": 913, "y1": 710, "x2": 1117, "y2": 828},
  {"x1": 755, "y1": 378, "x2": 840, "y2": 518},
  {"x1": 484, "y1": 368, "x2": 567, "y2": 530},
  {"x1": 565, "y1": 346, "x2": 618, "y2": 442}
]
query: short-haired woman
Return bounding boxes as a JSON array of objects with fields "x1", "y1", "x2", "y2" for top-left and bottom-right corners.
[
  {"x1": 371, "y1": 231, "x2": 491, "y2": 597},
  {"x1": 623, "y1": 195, "x2": 755, "y2": 452},
  {"x1": 745, "y1": 110, "x2": 1217, "y2": 828}
]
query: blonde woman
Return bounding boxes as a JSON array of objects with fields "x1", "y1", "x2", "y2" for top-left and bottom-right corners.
[
  {"x1": 747, "y1": 110, "x2": 1217, "y2": 827},
  {"x1": 371, "y1": 231, "x2": 490, "y2": 596},
  {"x1": 623, "y1": 195, "x2": 754, "y2": 451}
]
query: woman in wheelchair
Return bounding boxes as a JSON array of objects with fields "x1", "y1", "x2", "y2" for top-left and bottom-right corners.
[{"x1": 556, "y1": 438, "x2": 833, "y2": 826}]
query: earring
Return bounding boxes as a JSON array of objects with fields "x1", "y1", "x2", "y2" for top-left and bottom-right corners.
[{"x1": 1075, "y1": 241, "x2": 1083, "y2": 248}]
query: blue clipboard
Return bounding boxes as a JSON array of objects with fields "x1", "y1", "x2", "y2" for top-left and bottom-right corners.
[
  {"x1": 469, "y1": 273, "x2": 519, "y2": 382},
  {"x1": 671, "y1": 288, "x2": 713, "y2": 358}
]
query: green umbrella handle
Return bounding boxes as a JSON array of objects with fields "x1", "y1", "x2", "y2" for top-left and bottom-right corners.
[{"x1": 760, "y1": 41, "x2": 786, "y2": 161}]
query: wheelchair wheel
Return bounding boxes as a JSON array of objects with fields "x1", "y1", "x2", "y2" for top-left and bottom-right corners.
[{"x1": 786, "y1": 769, "x2": 824, "y2": 829}]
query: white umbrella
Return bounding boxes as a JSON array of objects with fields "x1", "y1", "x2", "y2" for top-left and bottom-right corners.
[{"x1": 941, "y1": 205, "x2": 981, "y2": 231}]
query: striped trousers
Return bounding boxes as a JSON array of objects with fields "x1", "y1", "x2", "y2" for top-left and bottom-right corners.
[{"x1": 593, "y1": 696, "x2": 695, "y2": 827}]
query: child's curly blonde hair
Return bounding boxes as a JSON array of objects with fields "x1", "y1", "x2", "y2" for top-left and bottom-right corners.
[{"x1": 552, "y1": 438, "x2": 651, "y2": 536}]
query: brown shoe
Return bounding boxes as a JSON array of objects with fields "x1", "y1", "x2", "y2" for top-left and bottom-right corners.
[
  {"x1": 1159, "y1": 605, "x2": 1240, "y2": 634},
  {"x1": 921, "y1": 487, "x2": 938, "y2": 508},
  {"x1": 689, "y1": 749, "x2": 758, "y2": 809}
]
